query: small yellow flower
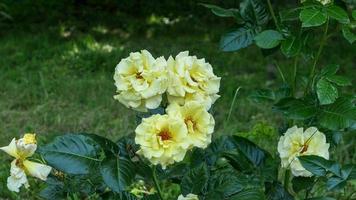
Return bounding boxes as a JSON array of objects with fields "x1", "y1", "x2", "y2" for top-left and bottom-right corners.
[
  {"x1": 278, "y1": 126, "x2": 330, "y2": 177},
  {"x1": 135, "y1": 114, "x2": 188, "y2": 169},
  {"x1": 114, "y1": 50, "x2": 168, "y2": 112},
  {"x1": 0, "y1": 134, "x2": 52, "y2": 192},
  {"x1": 177, "y1": 193, "x2": 199, "y2": 200},
  {"x1": 167, "y1": 102, "x2": 215, "y2": 149},
  {"x1": 167, "y1": 51, "x2": 220, "y2": 110}
]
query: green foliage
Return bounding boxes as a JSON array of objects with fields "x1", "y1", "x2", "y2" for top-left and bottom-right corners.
[
  {"x1": 299, "y1": 7, "x2": 327, "y2": 27},
  {"x1": 39, "y1": 134, "x2": 102, "y2": 175},
  {"x1": 254, "y1": 30, "x2": 283, "y2": 49}
]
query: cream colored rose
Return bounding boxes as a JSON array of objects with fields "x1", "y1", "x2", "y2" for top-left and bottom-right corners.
[
  {"x1": 167, "y1": 51, "x2": 220, "y2": 110},
  {"x1": 114, "y1": 50, "x2": 168, "y2": 112},
  {"x1": 278, "y1": 126, "x2": 330, "y2": 177},
  {"x1": 167, "y1": 102, "x2": 214, "y2": 149},
  {"x1": 0, "y1": 134, "x2": 52, "y2": 192},
  {"x1": 177, "y1": 193, "x2": 199, "y2": 200},
  {"x1": 135, "y1": 114, "x2": 189, "y2": 169},
  {"x1": 301, "y1": 0, "x2": 331, "y2": 5}
]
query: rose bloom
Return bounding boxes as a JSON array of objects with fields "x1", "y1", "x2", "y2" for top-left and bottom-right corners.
[
  {"x1": 114, "y1": 50, "x2": 168, "y2": 112},
  {"x1": 135, "y1": 114, "x2": 189, "y2": 169},
  {"x1": 278, "y1": 126, "x2": 330, "y2": 177},
  {"x1": 177, "y1": 193, "x2": 199, "y2": 200},
  {"x1": 167, "y1": 101, "x2": 214, "y2": 149},
  {"x1": 0, "y1": 134, "x2": 52, "y2": 192},
  {"x1": 167, "y1": 51, "x2": 220, "y2": 110}
]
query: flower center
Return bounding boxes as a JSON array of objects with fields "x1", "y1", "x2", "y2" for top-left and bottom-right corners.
[
  {"x1": 184, "y1": 117, "x2": 196, "y2": 133},
  {"x1": 23, "y1": 133, "x2": 37, "y2": 144},
  {"x1": 136, "y1": 72, "x2": 143, "y2": 79},
  {"x1": 159, "y1": 130, "x2": 172, "y2": 141},
  {"x1": 300, "y1": 143, "x2": 309, "y2": 154}
]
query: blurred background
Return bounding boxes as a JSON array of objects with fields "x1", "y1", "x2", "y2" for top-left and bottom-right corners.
[{"x1": 0, "y1": 0, "x2": 355, "y2": 199}]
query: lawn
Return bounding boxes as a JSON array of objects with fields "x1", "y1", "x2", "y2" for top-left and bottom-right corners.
[{"x1": 0, "y1": 8, "x2": 355, "y2": 199}]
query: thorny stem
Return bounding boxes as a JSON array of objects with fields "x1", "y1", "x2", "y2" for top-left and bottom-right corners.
[
  {"x1": 152, "y1": 165, "x2": 164, "y2": 200},
  {"x1": 304, "y1": 18, "x2": 329, "y2": 95}
]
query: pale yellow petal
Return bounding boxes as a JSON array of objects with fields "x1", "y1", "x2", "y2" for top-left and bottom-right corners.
[
  {"x1": 0, "y1": 138, "x2": 20, "y2": 159},
  {"x1": 23, "y1": 160, "x2": 52, "y2": 181}
]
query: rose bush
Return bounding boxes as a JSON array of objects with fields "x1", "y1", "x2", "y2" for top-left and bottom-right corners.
[{"x1": 1, "y1": 0, "x2": 355, "y2": 199}]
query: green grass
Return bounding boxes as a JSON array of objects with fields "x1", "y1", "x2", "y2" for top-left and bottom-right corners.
[{"x1": 0, "y1": 16, "x2": 355, "y2": 199}]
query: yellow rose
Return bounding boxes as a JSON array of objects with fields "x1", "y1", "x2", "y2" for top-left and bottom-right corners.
[
  {"x1": 177, "y1": 193, "x2": 199, "y2": 200},
  {"x1": 167, "y1": 51, "x2": 221, "y2": 110},
  {"x1": 114, "y1": 50, "x2": 168, "y2": 112},
  {"x1": 0, "y1": 134, "x2": 52, "y2": 192},
  {"x1": 135, "y1": 114, "x2": 189, "y2": 169},
  {"x1": 167, "y1": 102, "x2": 214, "y2": 149},
  {"x1": 278, "y1": 126, "x2": 330, "y2": 177}
]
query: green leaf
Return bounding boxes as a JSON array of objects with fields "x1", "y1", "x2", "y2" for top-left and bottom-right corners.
[
  {"x1": 100, "y1": 154, "x2": 136, "y2": 193},
  {"x1": 201, "y1": 3, "x2": 243, "y2": 22},
  {"x1": 85, "y1": 133, "x2": 119, "y2": 155},
  {"x1": 230, "y1": 188, "x2": 265, "y2": 200},
  {"x1": 326, "y1": 5, "x2": 350, "y2": 24},
  {"x1": 206, "y1": 166, "x2": 261, "y2": 199},
  {"x1": 342, "y1": 25, "x2": 356, "y2": 44},
  {"x1": 326, "y1": 75, "x2": 352, "y2": 86},
  {"x1": 300, "y1": 7, "x2": 327, "y2": 27},
  {"x1": 299, "y1": 155, "x2": 341, "y2": 177},
  {"x1": 273, "y1": 98, "x2": 317, "y2": 120},
  {"x1": 292, "y1": 177, "x2": 314, "y2": 193},
  {"x1": 353, "y1": 10, "x2": 356, "y2": 20},
  {"x1": 281, "y1": 35, "x2": 302, "y2": 57},
  {"x1": 220, "y1": 26, "x2": 256, "y2": 52},
  {"x1": 248, "y1": 89, "x2": 275, "y2": 103},
  {"x1": 307, "y1": 197, "x2": 336, "y2": 200},
  {"x1": 39, "y1": 134, "x2": 102, "y2": 174},
  {"x1": 316, "y1": 78, "x2": 338, "y2": 105},
  {"x1": 279, "y1": 8, "x2": 300, "y2": 21},
  {"x1": 40, "y1": 177, "x2": 65, "y2": 200},
  {"x1": 266, "y1": 182, "x2": 293, "y2": 200},
  {"x1": 232, "y1": 136, "x2": 266, "y2": 167},
  {"x1": 240, "y1": 0, "x2": 269, "y2": 25},
  {"x1": 318, "y1": 97, "x2": 356, "y2": 130},
  {"x1": 181, "y1": 163, "x2": 209, "y2": 195},
  {"x1": 321, "y1": 64, "x2": 339, "y2": 76},
  {"x1": 326, "y1": 176, "x2": 346, "y2": 190},
  {"x1": 205, "y1": 136, "x2": 237, "y2": 165},
  {"x1": 254, "y1": 30, "x2": 283, "y2": 49}
]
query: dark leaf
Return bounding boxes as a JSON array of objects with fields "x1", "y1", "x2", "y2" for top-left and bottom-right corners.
[
  {"x1": 341, "y1": 25, "x2": 356, "y2": 44},
  {"x1": 232, "y1": 136, "x2": 266, "y2": 167},
  {"x1": 299, "y1": 155, "x2": 341, "y2": 177},
  {"x1": 321, "y1": 64, "x2": 339, "y2": 76},
  {"x1": 273, "y1": 98, "x2": 317, "y2": 120},
  {"x1": 220, "y1": 26, "x2": 256, "y2": 51},
  {"x1": 181, "y1": 163, "x2": 209, "y2": 195},
  {"x1": 100, "y1": 154, "x2": 136, "y2": 193},
  {"x1": 265, "y1": 182, "x2": 294, "y2": 200},
  {"x1": 240, "y1": 0, "x2": 269, "y2": 25},
  {"x1": 201, "y1": 3, "x2": 243, "y2": 23},
  {"x1": 291, "y1": 177, "x2": 314, "y2": 193},
  {"x1": 318, "y1": 97, "x2": 356, "y2": 130},
  {"x1": 39, "y1": 134, "x2": 102, "y2": 175}
]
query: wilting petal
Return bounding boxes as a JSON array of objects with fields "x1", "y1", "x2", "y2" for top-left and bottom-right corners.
[
  {"x1": 23, "y1": 160, "x2": 52, "y2": 181},
  {"x1": 7, "y1": 159, "x2": 29, "y2": 192},
  {"x1": 0, "y1": 138, "x2": 20, "y2": 159}
]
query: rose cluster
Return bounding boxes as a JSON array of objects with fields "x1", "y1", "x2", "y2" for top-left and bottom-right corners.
[{"x1": 114, "y1": 50, "x2": 220, "y2": 168}]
